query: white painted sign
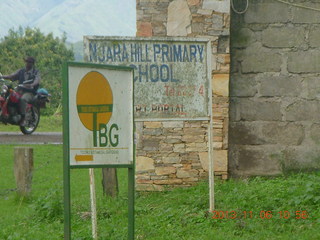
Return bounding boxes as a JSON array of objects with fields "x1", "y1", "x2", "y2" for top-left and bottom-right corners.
[
  {"x1": 84, "y1": 36, "x2": 211, "y2": 120},
  {"x1": 67, "y1": 63, "x2": 133, "y2": 166}
]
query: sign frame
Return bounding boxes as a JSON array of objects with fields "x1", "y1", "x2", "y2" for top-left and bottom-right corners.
[
  {"x1": 63, "y1": 61, "x2": 135, "y2": 239},
  {"x1": 84, "y1": 36, "x2": 212, "y2": 122}
]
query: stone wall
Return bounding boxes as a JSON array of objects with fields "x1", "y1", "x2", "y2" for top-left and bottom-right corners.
[
  {"x1": 136, "y1": 0, "x2": 230, "y2": 190},
  {"x1": 230, "y1": 0, "x2": 320, "y2": 176}
]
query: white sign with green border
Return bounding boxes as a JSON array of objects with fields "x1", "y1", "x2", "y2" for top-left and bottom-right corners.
[{"x1": 63, "y1": 62, "x2": 135, "y2": 239}]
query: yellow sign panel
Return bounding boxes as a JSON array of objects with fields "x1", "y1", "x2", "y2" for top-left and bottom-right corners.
[{"x1": 76, "y1": 71, "x2": 113, "y2": 131}]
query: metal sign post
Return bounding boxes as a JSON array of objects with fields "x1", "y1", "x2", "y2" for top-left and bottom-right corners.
[
  {"x1": 63, "y1": 62, "x2": 135, "y2": 239},
  {"x1": 89, "y1": 168, "x2": 98, "y2": 239}
]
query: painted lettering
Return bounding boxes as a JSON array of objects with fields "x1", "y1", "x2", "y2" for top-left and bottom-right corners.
[
  {"x1": 189, "y1": 45, "x2": 197, "y2": 62},
  {"x1": 109, "y1": 124, "x2": 119, "y2": 147},
  {"x1": 160, "y1": 64, "x2": 169, "y2": 82},
  {"x1": 173, "y1": 45, "x2": 182, "y2": 62},
  {"x1": 183, "y1": 45, "x2": 189, "y2": 62},
  {"x1": 89, "y1": 43, "x2": 97, "y2": 62},
  {"x1": 89, "y1": 42, "x2": 205, "y2": 64},
  {"x1": 145, "y1": 44, "x2": 151, "y2": 62},
  {"x1": 98, "y1": 123, "x2": 119, "y2": 147},
  {"x1": 150, "y1": 64, "x2": 159, "y2": 82},
  {"x1": 122, "y1": 44, "x2": 129, "y2": 62},
  {"x1": 98, "y1": 45, "x2": 105, "y2": 62},
  {"x1": 131, "y1": 43, "x2": 139, "y2": 62},
  {"x1": 164, "y1": 85, "x2": 201, "y2": 97},
  {"x1": 153, "y1": 44, "x2": 161, "y2": 62},
  {"x1": 198, "y1": 45, "x2": 204, "y2": 62},
  {"x1": 106, "y1": 46, "x2": 113, "y2": 62},
  {"x1": 138, "y1": 64, "x2": 148, "y2": 82},
  {"x1": 113, "y1": 44, "x2": 121, "y2": 62},
  {"x1": 150, "y1": 104, "x2": 185, "y2": 113},
  {"x1": 99, "y1": 123, "x2": 108, "y2": 147},
  {"x1": 161, "y1": 44, "x2": 171, "y2": 62},
  {"x1": 130, "y1": 64, "x2": 179, "y2": 83}
]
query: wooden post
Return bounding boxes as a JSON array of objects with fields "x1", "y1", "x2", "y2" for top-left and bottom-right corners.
[
  {"x1": 14, "y1": 147, "x2": 33, "y2": 196},
  {"x1": 101, "y1": 168, "x2": 118, "y2": 198}
]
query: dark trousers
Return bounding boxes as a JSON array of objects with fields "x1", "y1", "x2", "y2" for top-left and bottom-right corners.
[{"x1": 19, "y1": 92, "x2": 33, "y2": 115}]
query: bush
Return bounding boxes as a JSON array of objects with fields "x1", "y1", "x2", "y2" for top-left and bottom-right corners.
[
  {"x1": 31, "y1": 186, "x2": 63, "y2": 222},
  {"x1": 0, "y1": 27, "x2": 74, "y2": 116}
]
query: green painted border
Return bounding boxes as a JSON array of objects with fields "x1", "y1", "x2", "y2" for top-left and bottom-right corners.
[
  {"x1": 62, "y1": 62, "x2": 71, "y2": 239},
  {"x1": 69, "y1": 164, "x2": 133, "y2": 169},
  {"x1": 63, "y1": 61, "x2": 135, "y2": 239},
  {"x1": 129, "y1": 68, "x2": 135, "y2": 240},
  {"x1": 67, "y1": 61, "x2": 134, "y2": 72},
  {"x1": 128, "y1": 166, "x2": 135, "y2": 239}
]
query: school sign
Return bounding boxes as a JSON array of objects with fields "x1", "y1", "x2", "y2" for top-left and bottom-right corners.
[{"x1": 84, "y1": 36, "x2": 211, "y2": 120}]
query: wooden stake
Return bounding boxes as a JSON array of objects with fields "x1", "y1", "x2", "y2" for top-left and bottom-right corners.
[
  {"x1": 101, "y1": 168, "x2": 118, "y2": 198},
  {"x1": 14, "y1": 147, "x2": 33, "y2": 196}
]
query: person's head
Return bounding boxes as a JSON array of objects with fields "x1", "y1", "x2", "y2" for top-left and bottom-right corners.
[{"x1": 24, "y1": 56, "x2": 35, "y2": 70}]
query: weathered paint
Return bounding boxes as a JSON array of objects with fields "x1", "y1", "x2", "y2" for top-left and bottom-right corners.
[
  {"x1": 67, "y1": 63, "x2": 134, "y2": 166},
  {"x1": 84, "y1": 36, "x2": 211, "y2": 120}
]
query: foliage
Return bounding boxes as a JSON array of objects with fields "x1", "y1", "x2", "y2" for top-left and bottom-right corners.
[
  {"x1": 0, "y1": 144, "x2": 319, "y2": 239},
  {"x1": 0, "y1": 27, "x2": 74, "y2": 115},
  {"x1": 0, "y1": 114, "x2": 62, "y2": 132},
  {"x1": 31, "y1": 185, "x2": 63, "y2": 222}
]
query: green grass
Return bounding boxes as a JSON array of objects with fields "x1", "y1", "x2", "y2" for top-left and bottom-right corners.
[
  {"x1": 0, "y1": 114, "x2": 62, "y2": 132},
  {"x1": 0, "y1": 144, "x2": 319, "y2": 239}
]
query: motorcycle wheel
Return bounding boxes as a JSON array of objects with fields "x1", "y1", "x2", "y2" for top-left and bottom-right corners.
[{"x1": 20, "y1": 106, "x2": 40, "y2": 135}]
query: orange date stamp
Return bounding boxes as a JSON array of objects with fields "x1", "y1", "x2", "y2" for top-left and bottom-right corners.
[{"x1": 211, "y1": 210, "x2": 309, "y2": 220}]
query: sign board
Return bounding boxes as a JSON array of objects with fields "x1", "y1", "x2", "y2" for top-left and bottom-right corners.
[
  {"x1": 63, "y1": 62, "x2": 135, "y2": 239},
  {"x1": 84, "y1": 36, "x2": 211, "y2": 121},
  {"x1": 64, "y1": 62, "x2": 134, "y2": 166}
]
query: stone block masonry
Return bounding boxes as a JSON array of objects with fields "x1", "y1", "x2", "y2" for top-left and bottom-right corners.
[
  {"x1": 230, "y1": 0, "x2": 320, "y2": 176},
  {"x1": 136, "y1": 0, "x2": 230, "y2": 190},
  {"x1": 136, "y1": 120, "x2": 229, "y2": 191}
]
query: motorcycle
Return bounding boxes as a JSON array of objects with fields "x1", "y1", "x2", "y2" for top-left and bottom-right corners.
[{"x1": 0, "y1": 74, "x2": 50, "y2": 134}]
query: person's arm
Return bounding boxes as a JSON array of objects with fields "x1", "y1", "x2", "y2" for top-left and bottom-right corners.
[
  {"x1": 1, "y1": 70, "x2": 20, "y2": 81},
  {"x1": 30, "y1": 70, "x2": 41, "y2": 87}
]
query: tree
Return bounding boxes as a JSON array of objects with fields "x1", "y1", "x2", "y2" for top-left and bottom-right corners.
[{"x1": 0, "y1": 27, "x2": 74, "y2": 115}]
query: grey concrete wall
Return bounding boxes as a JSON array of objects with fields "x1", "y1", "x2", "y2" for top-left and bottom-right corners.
[{"x1": 230, "y1": 0, "x2": 320, "y2": 176}]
